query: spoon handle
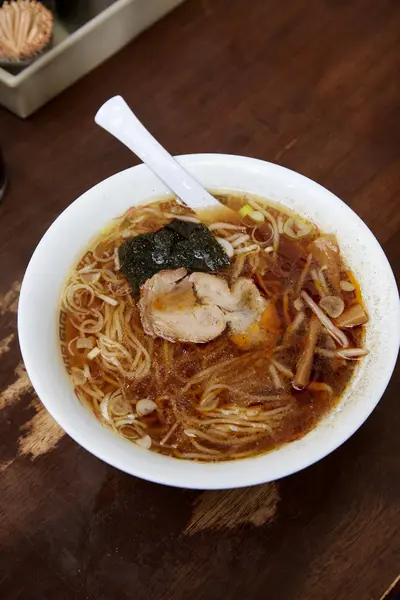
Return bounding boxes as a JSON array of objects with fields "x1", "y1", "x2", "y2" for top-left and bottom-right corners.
[{"x1": 95, "y1": 96, "x2": 219, "y2": 210}]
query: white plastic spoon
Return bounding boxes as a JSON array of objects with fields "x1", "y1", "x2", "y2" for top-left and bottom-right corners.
[{"x1": 95, "y1": 95, "x2": 234, "y2": 215}]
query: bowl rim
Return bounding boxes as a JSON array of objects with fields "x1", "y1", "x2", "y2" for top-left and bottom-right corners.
[{"x1": 18, "y1": 153, "x2": 400, "y2": 489}]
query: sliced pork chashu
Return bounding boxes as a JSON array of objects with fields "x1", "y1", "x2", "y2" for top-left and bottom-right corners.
[
  {"x1": 189, "y1": 272, "x2": 267, "y2": 334},
  {"x1": 139, "y1": 269, "x2": 226, "y2": 343},
  {"x1": 139, "y1": 269, "x2": 269, "y2": 344}
]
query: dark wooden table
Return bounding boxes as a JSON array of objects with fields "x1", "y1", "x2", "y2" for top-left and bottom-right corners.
[{"x1": 1, "y1": 1, "x2": 399, "y2": 598}]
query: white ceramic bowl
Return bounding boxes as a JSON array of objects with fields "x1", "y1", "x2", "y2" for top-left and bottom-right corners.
[{"x1": 18, "y1": 154, "x2": 399, "y2": 489}]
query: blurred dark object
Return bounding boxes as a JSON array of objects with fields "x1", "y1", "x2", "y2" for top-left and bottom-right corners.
[
  {"x1": 382, "y1": 581, "x2": 400, "y2": 600},
  {"x1": 54, "y1": 0, "x2": 80, "y2": 19},
  {"x1": 55, "y1": 0, "x2": 117, "y2": 29},
  {"x1": 0, "y1": 147, "x2": 7, "y2": 201}
]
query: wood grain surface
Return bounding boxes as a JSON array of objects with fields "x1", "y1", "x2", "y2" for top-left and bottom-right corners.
[{"x1": 0, "y1": 1, "x2": 399, "y2": 598}]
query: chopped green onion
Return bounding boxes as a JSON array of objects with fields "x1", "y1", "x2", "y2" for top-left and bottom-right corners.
[{"x1": 239, "y1": 204, "x2": 253, "y2": 217}]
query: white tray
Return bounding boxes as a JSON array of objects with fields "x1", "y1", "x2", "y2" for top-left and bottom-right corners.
[{"x1": 0, "y1": 0, "x2": 185, "y2": 118}]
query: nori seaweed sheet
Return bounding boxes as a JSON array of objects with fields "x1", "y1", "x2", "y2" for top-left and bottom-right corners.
[{"x1": 119, "y1": 219, "x2": 231, "y2": 297}]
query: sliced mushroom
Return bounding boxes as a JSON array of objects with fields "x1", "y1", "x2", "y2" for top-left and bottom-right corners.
[
  {"x1": 334, "y1": 303, "x2": 368, "y2": 328},
  {"x1": 340, "y1": 280, "x2": 355, "y2": 292},
  {"x1": 136, "y1": 435, "x2": 152, "y2": 449},
  {"x1": 136, "y1": 399, "x2": 157, "y2": 417},
  {"x1": 319, "y1": 295, "x2": 345, "y2": 318}
]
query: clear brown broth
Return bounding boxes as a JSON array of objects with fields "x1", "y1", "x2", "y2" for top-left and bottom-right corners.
[{"x1": 60, "y1": 193, "x2": 366, "y2": 461}]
